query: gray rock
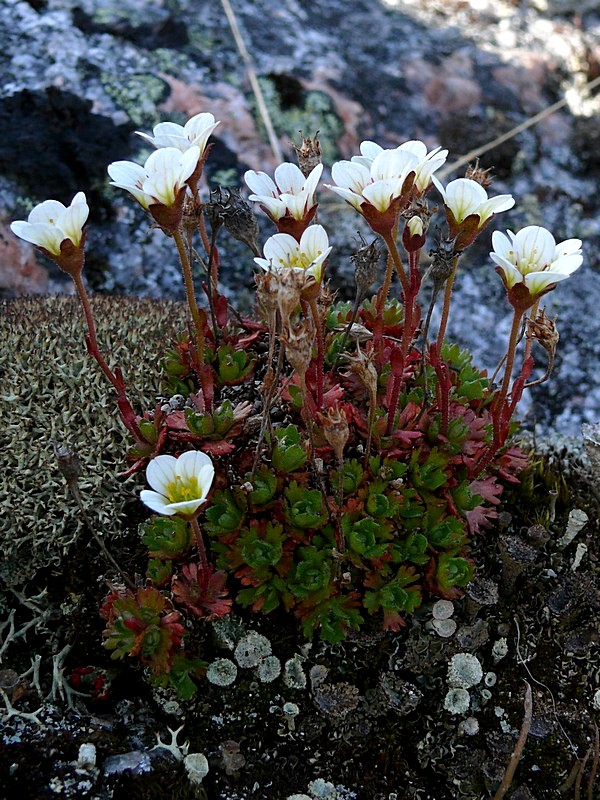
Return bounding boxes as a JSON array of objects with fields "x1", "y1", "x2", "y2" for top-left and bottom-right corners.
[{"x1": 1, "y1": 0, "x2": 598, "y2": 432}]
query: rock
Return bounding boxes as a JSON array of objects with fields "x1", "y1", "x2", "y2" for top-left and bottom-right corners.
[
  {"x1": 0, "y1": 0, "x2": 598, "y2": 432},
  {"x1": 0, "y1": 222, "x2": 49, "y2": 295}
]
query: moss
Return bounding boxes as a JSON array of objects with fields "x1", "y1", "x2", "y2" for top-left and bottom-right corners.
[{"x1": 0, "y1": 295, "x2": 187, "y2": 587}]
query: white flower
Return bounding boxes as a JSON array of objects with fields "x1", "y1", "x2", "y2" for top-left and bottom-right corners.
[
  {"x1": 254, "y1": 224, "x2": 332, "y2": 282},
  {"x1": 440, "y1": 178, "x2": 514, "y2": 226},
  {"x1": 491, "y1": 225, "x2": 582, "y2": 296},
  {"x1": 108, "y1": 146, "x2": 200, "y2": 210},
  {"x1": 10, "y1": 192, "x2": 89, "y2": 256},
  {"x1": 245, "y1": 162, "x2": 323, "y2": 222},
  {"x1": 328, "y1": 148, "x2": 418, "y2": 214},
  {"x1": 137, "y1": 112, "x2": 220, "y2": 156},
  {"x1": 352, "y1": 139, "x2": 447, "y2": 194},
  {"x1": 140, "y1": 450, "x2": 215, "y2": 517}
]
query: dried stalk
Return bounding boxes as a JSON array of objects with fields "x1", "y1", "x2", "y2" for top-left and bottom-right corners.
[{"x1": 492, "y1": 681, "x2": 532, "y2": 800}]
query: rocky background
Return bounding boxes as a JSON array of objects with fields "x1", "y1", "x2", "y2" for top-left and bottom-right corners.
[{"x1": 1, "y1": 0, "x2": 599, "y2": 434}]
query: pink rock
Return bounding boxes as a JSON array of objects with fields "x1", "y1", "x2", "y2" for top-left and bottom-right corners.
[{"x1": 0, "y1": 222, "x2": 49, "y2": 295}]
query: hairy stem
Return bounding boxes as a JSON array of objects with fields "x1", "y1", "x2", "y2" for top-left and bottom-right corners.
[
  {"x1": 308, "y1": 297, "x2": 325, "y2": 408},
  {"x1": 173, "y1": 227, "x2": 205, "y2": 370},
  {"x1": 435, "y1": 255, "x2": 459, "y2": 353},
  {"x1": 72, "y1": 272, "x2": 119, "y2": 390},
  {"x1": 189, "y1": 516, "x2": 209, "y2": 575}
]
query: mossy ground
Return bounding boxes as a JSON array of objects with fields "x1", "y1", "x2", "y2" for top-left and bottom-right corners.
[{"x1": 1, "y1": 297, "x2": 598, "y2": 800}]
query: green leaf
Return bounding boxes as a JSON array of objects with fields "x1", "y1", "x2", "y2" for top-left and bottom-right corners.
[
  {"x1": 427, "y1": 518, "x2": 467, "y2": 549},
  {"x1": 141, "y1": 516, "x2": 192, "y2": 559},
  {"x1": 248, "y1": 466, "x2": 278, "y2": 505},
  {"x1": 272, "y1": 425, "x2": 308, "y2": 472},
  {"x1": 346, "y1": 517, "x2": 389, "y2": 559},
  {"x1": 216, "y1": 343, "x2": 254, "y2": 383},
  {"x1": 331, "y1": 458, "x2": 364, "y2": 494},
  {"x1": 205, "y1": 489, "x2": 244, "y2": 534},
  {"x1": 240, "y1": 523, "x2": 284, "y2": 570},
  {"x1": 146, "y1": 559, "x2": 173, "y2": 586},
  {"x1": 393, "y1": 532, "x2": 429, "y2": 565},
  {"x1": 285, "y1": 482, "x2": 327, "y2": 529}
]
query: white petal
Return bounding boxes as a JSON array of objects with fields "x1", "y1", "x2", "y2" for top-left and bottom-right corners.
[
  {"x1": 107, "y1": 160, "x2": 145, "y2": 188},
  {"x1": 327, "y1": 185, "x2": 364, "y2": 210},
  {"x1": 431, "y1": 175, "x2": 445, "y2": 197},
  {"x1": 185, "y1": 113, "x2": 219, "y2": 147},
  {"x1": 10, "y1": 221, "x2": 63, "y2": 254},
  {"x1": 244, "y1": 170, "x2": 277, "y2": 197},
  {"x1": 263, "y1": 233, "x2": 298, "y2": 267},
  {"x1": 444, "y1": 178, "x2": 487, "y2": 221},
  {"x1": 300, "y1": 224, "x2": 329, "y2": 257},
  {"x1": 350, "y1": 156, "x2": 373, "y2": 169},
  {"x1": 28, "y1": 199, "x2": 67, "y2": 225},
  {"x1": 554, "y1": 238, "x2": 582, "y2": 258},
  {"x1": 140, "y1": 489, "x2": 177, "y2": 515},
  {"x1": 331, "y1": 160, "x2": 369, "y2": 192},
  {"x1": 58, "y1": 198, "x2": 89, "y2": 245},
  {"x1": 478, "y1": 194, "x2": 515, "y2": 223},
  {"x1": 140, "y1": 122, "x2": 188, "y2": 150},
  {"x1": 179, "y1": 146, "x2": 202, "y2": 182},
  {"x1": 549, "y1": 254, "x2": 582, "y2": 276},
  {"x1": 250, "y1": 194, "x2": 287, "y2": 219},
  {"x1": 491, "y1": 230, "x2": 514, "y2": 262},
  {"x1": 274, "y1": 162, "x2": 306, "y2": 194},
  {"x1": 281, "y1": 192, "x2": 308, "y2": 219},
  {"x1": 398, "y1": 140, "x2": 428, "y2": 160},
  {"x1": 144, "y1": 173, "x2": 177, "y2": 206},
  {"x1": 491, "y1": 254, "x2": 522, "y2": 288},
  {"x1": 146, "y1": 454, "x2": 178, "y2": 494},
  {"x1": 302, "y1": 163, "x2": 323, "y2": 202},
  {"x1": 164, "y1": 498, "x2": 206, "y2": 515},
  {"x1": 371, "y1": 149, "x2": 417, "y2": 181},
  {"x1": 176, "y1": 450, "x2": 214, "y2": 483},
  {"x1": 362, "y1": 178, "x2": 400, "y2": 212},
  {"x1": 513, "y1": 226, "x2": 556, "y2": 267},
  {"x1": 358, "y1": 141, "x2": 383, "y2": 163},
  {"x1": 525, "y1": 271, "x2": 568, "y2": 295},
  {"x1": 254, "y1": 257, "x2": 271, "y2": 271}
]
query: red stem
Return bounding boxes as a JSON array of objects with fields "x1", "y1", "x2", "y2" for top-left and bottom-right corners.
[
  {"x1": 189, "y1": 516, "x2": 209, "y2": 576},
  {"x1": 308, "y1": 297, "x2": 324, "y2": 408},
  {"x1": 72, "y1": 272, "x2": 119, "y2": 389}
]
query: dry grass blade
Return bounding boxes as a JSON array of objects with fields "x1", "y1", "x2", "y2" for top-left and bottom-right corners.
[
  {"x1": 438, "y1": 74, "x2": 600, "y2": 179},
  {"x1": 492, "y1": 681, "x2": 533, "y2": 800},
  {"x1": 219, "y1": 0, "x2": 283, "y2": 163}
]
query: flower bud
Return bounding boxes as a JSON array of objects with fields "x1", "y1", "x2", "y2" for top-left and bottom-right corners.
[{"x1": 402, "y1": 215, "x2": 426, "y2": 252}]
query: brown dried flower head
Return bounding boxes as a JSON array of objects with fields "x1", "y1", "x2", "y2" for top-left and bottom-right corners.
[
  {"x1": 320, "y1": 404, "x2": 350, "y2": 462},
  {"x1": 465, "y1": 159, "x2": 495, "y2": 189},
  {"x1": 527, "y1": 308, "x2": 559, "y2": 356},
  {"x1": 291, "y1": 131, "x2": 322, "y2": 178},
  {"x1": 281, "y1": 318, "x2": 315, "y2": 378}
]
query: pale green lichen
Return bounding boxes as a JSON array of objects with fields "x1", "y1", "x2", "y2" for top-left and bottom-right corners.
[
  {"x1": 0, "y1": 295, "x2": 187, "y2": 587},
  {"x1": 206, "y1": 658, "x2": 237, "y2": 686},
  {"x1": 254, "y1": 78, "x2": 343, "y2": 165},
  {"x1": 234, "y1": 631, "x2": 272, "y2": 668},
  {"x1": 99, "y1": 71, "x2": 167, "y2": 128}
]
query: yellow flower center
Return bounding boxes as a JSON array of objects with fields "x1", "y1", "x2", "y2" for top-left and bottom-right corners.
[{"x1": 165, "y1": 475, "x2": 202, "y2": 504}]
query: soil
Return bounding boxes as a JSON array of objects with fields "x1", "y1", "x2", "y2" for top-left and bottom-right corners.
[{"x1": 0, "y1": 434, "x2": 598, "y2": 800}]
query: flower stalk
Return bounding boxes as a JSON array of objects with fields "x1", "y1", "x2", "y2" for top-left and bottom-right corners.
[{"x1": 173, "y1": 227, "x2": 206, "y2": 373}]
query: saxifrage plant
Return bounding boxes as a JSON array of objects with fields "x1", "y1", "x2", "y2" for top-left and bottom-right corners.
[{"x1": 11, "y1": 112, "x2": 583, "y2": 695}]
